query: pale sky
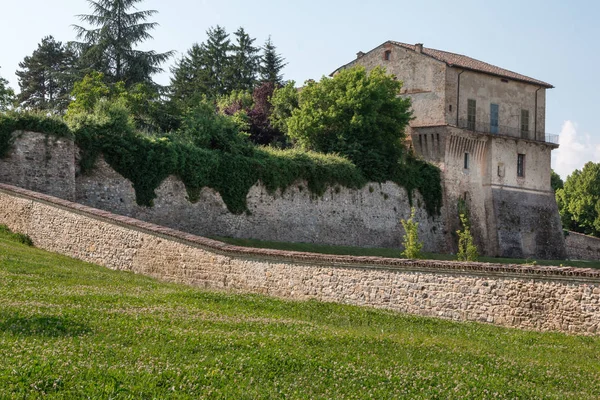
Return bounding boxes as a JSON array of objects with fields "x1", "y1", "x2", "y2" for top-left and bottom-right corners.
[{"x1": 1, "y1": 0, "x2": 597, "y2": 178}]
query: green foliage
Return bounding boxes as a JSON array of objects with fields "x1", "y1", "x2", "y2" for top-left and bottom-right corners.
[
  {"x1": 556, "y1": 162, "x2": 600, "y2": 236},
  {"x1": 229, "y1": 27, "x2": 261, "y2": 92},
  {"x1": 66, "y1": 102, "x2": 366, "y2": 212},
  {"x1": 0, "y1": 225, "x2": 33, "y2": 246},
  {"x1": 457, "y1": 213, "x2": 479, "y2": 262},
  {"x1": 16, "y1": 36, "x2": 77, "y2": 113},
  {"x1": 260, "y1": 36, "x2": 287, "y2": 85},
  {"x1": 400, "y1": 208, "x2": 423, "y2": 259},
  {"x1": 285, "y1": 66, "x2": 412, "y2": 182},
  {"x1": 270, "y1": 81, "x2": 299, "y2": 135},
  {"x1": 0, "y1": 111, "x2": 71, "y2": 158},
  {"x1": 0, "y1": 68, "x2": 15, "y2": 111},
  {"x1": 72, "y1": 0, "x2": 174, "y2": 86},
  {"x1": 551, "y1": 169, "x2": 564, "y2": 192},
  {"x1": 178, "y1": 98, "x2": 253, "y2": 155},
  {"x1": 65, "y1": 72, "x2": 110, "y2": 117}
]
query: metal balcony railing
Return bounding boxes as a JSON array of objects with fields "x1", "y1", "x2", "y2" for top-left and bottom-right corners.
[{"x1": 457, "y1": 119, "x2": 559, "y2": 144}]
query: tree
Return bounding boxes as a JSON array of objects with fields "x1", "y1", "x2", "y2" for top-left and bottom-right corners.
[
  {"x1": 0, "y1": 68, "x2": 15, "y2": 111},
  {"x1": 16, "y1": 36, "x2": 77, "y2": 113},
  {"x1": 270, "y1": 80, "x2": 299, "y2": 134},
  {"x1": 169, "y1": 26, "x2": 232, "y2": 104},
  {"x1": 551, "y1": 169, "x2": 564, "y2": 192},
  {"x1": 229, "y1": 28, "x2": 260, "y2": 92},
  {"x1": 283, "y1": 66, "x2": 412, "y2": 181},
  {"x1": 72, "y1": 0, "x2": 173, "y2": 86},
  {"x1": 170, "y1": 44, "x2": 209, "y2": 105},
  {"x1": 556, "y1": 162, "x2": 600, "y2": 236},
  {"x1": 260, "y1": 36, "x2": 286, "y2": 85},
  {"x1": 401, "y1": 208, "x2": 424, "y2": 259},
  {"x1": 457, "y1": 213, "x2": 478, "y2": 261}
]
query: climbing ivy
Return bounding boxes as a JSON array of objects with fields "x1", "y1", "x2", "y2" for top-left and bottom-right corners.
[{"x1": 0, "y1": 112, "x2": 442, "y2": 216}]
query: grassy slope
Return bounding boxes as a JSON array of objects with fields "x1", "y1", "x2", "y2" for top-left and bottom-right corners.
[
  {"x1": 0, "y1": 232, "x2": 599, "y2": 398},
  {"x1": 214, "y1": 236, "x2": 600, "y2": 269}
]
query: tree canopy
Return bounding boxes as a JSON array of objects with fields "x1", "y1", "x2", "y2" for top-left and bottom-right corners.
[
  {"x1": 0, "y1": 68, "x2": 15, "y2": 111},
  {"x1": 556, "y1": 162, "x2": 600, "y2": 236},
  {"x1": 16, "y1": 36, "x2": 77, "y2": 113},
  {"x1": 72, "y1": 0, "x2": 173, "y2": 86},
  {"x1": 278, "y1": 66, "x2": 412, "y2": 181},
  {"x1": 260, "y1": 37, "x2": 286, "y2": 85}
]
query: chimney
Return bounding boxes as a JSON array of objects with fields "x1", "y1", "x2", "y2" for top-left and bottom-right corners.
[
  {"x1": 415, "y1": 43, "x2": 423, "y2": 53},
  {"x1": 356, "y1": 51, "x2": 365, "y2": 59}
]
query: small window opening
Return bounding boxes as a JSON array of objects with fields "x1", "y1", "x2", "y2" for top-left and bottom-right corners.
[
  {"x1": 384, "y1": 50, "x2": 391, "y2": 61},
  {"x1": 449, "y1": 104, "x2": 453, "y2": 112},
  {"x1": 517, "y1": 154, "x2": 526, "y2": 177},
  {"x1": 464, "y1": 153, "x2": 470, "y2": 169},
  {"x1": 501, "y1": 78, "x2": 509, "y2": 83}
]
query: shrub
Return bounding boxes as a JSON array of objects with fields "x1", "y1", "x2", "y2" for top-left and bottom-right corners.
[
  {"x1": 400, "y1": 208, "x2": 423, "y2": 259},
  {"x1": 457, "y1": 213, "x2": 478, "y2": 262}
]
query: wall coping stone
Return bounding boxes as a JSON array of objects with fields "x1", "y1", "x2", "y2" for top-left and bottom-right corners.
[{"x1": 2, "y1": 182, "x2": 599, "y2": 283}]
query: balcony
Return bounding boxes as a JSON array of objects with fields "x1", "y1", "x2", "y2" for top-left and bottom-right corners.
[{"x1": 456, "y1": 119, "x2": 559, "y2": 145}]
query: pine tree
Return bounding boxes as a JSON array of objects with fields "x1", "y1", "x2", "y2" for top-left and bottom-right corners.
[
  {"x1": 203, "y1": 25, "x2": 232, "y2": 96},
  {"x1": 260, "y1": 36, "x2": 287, "y2": 85},
  {"x1": 72, "y1": 0, "x2": 173, "y2": 86},
  {"x1": 16, "y1": 36, "x2": 77, "y2": 113},
  {"x1": 0, "y1": 67, "x2": 15, "y2": 111},
  {"x1": 229, "y1": 28, "x2": 260, "y2": 92},
  {"x1": 170, "y1": 44, "x2": 210, "y2": 104}
]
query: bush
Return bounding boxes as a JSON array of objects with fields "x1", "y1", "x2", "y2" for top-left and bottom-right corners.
[
  {"x1": 400, "y1": 208, "x2": 423, "y2": 259},
  {"x1": 457, "y1": 214, "x2": 478, "y2": 262}
]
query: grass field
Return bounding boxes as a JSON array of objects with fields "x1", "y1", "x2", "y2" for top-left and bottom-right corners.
[
  {"x1": 214, "y1": 236, "x2": 600, "y2": 269},
  {"x1": 1, "y1": 228, "x2": 600, "y2": 398}
]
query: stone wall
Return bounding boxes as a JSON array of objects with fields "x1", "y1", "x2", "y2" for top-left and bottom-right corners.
[
  {"x1": 1, "y1": 183, "x2": 599, "y2": 335},
  {"x1": 0, "y1": 131, "x2": 450, "y2": 252},
  {"x1": 566, "y1": 231, "x2": 600, "y2": 261},
  {"x1": 0, "y1": 131, "x2": 76, "y2": 200}
]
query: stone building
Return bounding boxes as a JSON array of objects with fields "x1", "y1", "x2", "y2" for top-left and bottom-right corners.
[{"x1": 332, "y1": 41, "x2": 566, "y2": 259}]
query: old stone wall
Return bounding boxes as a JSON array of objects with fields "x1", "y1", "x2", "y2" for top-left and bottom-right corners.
[
  {"x1": 1, "y1": 183, "x2": 599, "y2": 335},
  {"x1": 566, "y1": 231, "x2": 600, "y2": 261},
  {"x1": 0, "y1": 131, "x2": 76, "y2": 200},
  {"x1": 0, "y1": 131, "x2": 450, "y2": 252},
  {"x1": 75, "y1": 157, "x2": 449, "y2": 251}
]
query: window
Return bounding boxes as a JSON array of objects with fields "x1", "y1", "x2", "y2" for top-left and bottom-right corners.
[
  {"x1": 467, "y1": 99, "x2": 476, "y2": 130},
  {"x1": 521, "y1": 109, "x2": 530, "y2": 138},
  {"x1": 449, "y1": 104, "x2": 453, "y2": 112},
  {"x1": 490, "y1": 103, "x2": 499, "y2": 134},
  {"x1": 384, "y1": 50, "x2": 391, "y2": 61},
  {"x1": 464, "y1": 153, "x2": 470, "y2": 169},
  {"x1": 517, "y1": 154, "x2": 525, "y2": 177}
]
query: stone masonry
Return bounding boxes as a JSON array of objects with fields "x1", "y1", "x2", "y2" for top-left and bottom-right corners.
[{"x1": 1, "y1": 183, "x2": 599, "y2": 335}]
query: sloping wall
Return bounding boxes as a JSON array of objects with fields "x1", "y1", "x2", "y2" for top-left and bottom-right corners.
[{"x1": 1, "y1": 183, "x2": 599, "y2": 335}]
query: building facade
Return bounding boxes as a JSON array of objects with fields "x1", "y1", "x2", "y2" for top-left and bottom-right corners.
[{"x1": 333, "y1": 41, "x2": 566, "y2": 259}]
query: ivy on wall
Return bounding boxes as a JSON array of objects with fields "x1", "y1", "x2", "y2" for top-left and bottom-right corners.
[{"x1": 0, "y1": 112, "x2": 443, "y2": 216}]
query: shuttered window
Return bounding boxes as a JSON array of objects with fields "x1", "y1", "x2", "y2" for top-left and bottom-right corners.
[
  {"x1": 521, "y1": 109, "x2": 530, "y2": 138},
  {"x1": 490, "y1": 103, "x2": 499, "y2": 134},
  {"x1": 467, "y1": 99, "x2": 476, "y2": 130}
]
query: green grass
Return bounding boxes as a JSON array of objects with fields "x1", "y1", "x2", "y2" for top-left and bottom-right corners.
[
  {"x1": 214, "y1": 236, "x2": 600, "y2": 269},
  {"x1": 1, "y1": 229, "x2": 600, "y2": 398}
]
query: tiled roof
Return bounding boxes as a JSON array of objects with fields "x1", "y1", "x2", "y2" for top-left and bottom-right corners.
[{"x1": 333, "y1": 41, "x2": 554, "y2": 88}]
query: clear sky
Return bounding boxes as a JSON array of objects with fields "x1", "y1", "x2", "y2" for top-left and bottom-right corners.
[{"x1": 0, "y1": 0, "x2": 597, "y2": 178}]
